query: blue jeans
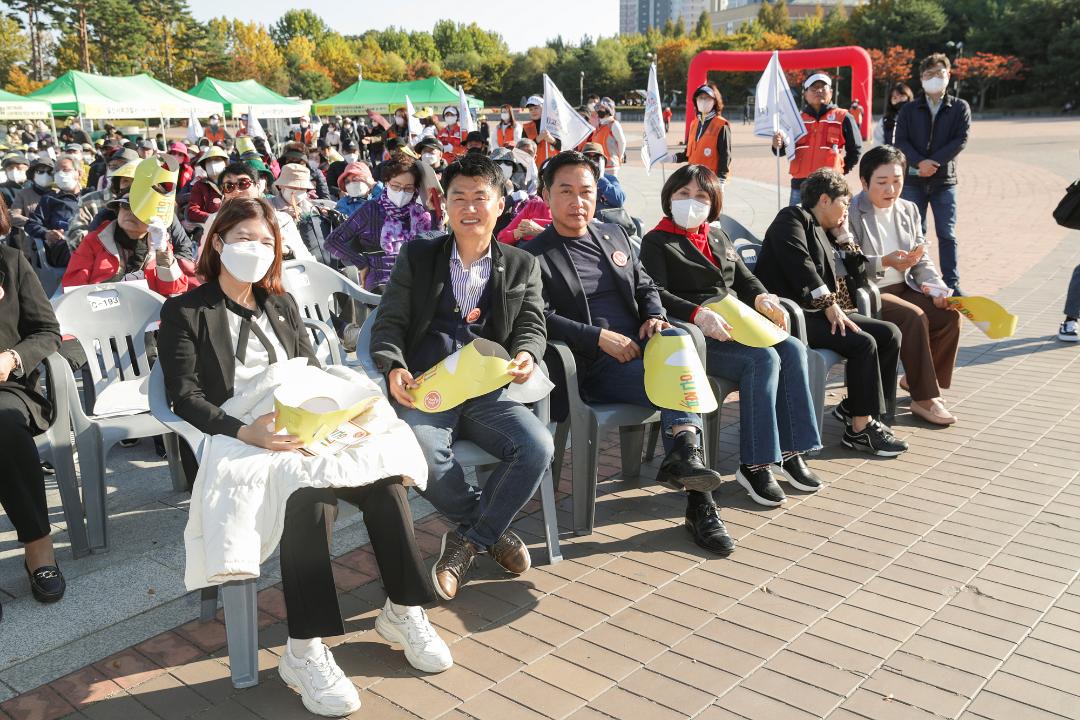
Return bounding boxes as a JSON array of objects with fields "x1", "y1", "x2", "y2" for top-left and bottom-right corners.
[
  {"x1": 1065, "y1": 264, "x2": 1080, "y2": 318},
  {"x1": 902, "y1": 183, "x2": 960, "y2": 290},
  {"x1": 705, "y1": 336, "x2": 821, "y2": 466},
  {"x1": 396, "y1": 389, "x2": 554, "y2": 549},
  {"x1": 580, "y1": 334, "x2": 702, "y2": 454}
]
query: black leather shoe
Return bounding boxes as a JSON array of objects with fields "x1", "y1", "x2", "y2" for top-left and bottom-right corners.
[
  {"x1": 26, "y1": 562, "x2": 66, "y2": 603},
  {"x1": 735, "y1": 464, "x2": 786, "y2": 506},
  {"x1": 153, "y1": 435, "x2": 168, "y2": 459},
  {"x1": 685, "y1": 502, "x2": 736, "y2": 556},
  {"x1": 656, "y1": 430, "x2": 723, "y2": 492},
  {"x1": 778, "y1": 455, "x2": 822, "y2": 492}
]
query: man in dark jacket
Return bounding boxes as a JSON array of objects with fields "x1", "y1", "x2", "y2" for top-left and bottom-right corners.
[
  {"x1": 894, "y1": 53, "x2": 971, "y2": 295},
  {"x1": 25, "y1": 155, "x2": 82, "y2": 268},
  {"x1": 371, "y1": 154, "x2": 553, "y2": 602},
  {"x1": 523, "y1": 151, "x2": 730, "y2": 553}
]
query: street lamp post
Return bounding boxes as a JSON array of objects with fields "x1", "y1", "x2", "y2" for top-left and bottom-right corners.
[
  {"x1": 580, "y1": 71, "x2": 584, "y2": 107},
  {"x1": 945, "y1": 41, "x2": 964, "y2": 97}
]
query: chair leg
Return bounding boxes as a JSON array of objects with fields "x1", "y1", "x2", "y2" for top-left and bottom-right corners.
[
  {"x1": 570, "y1": 418, "x2": 599, "y2": 536},
  {"x1": 164, "y1": 433, "x2": 186, "y2": 493},
  {"x1": 537, "y1": 466, "x2": 562, "y2": 564},
  {"x1": 75, "y1": 426, "x2": 109, "y2": 552},
  {"x1": 550, "y1": 421, "x2": 569, "y2": 493},
  {"x1": 619, "y1": 425, "x2": 646, "y2": 481},
  {"x1": 808, "y1": 351, "x2": 828, "y2": 434},
  {"x1": 643, "y1": 423, "x2": 661, "y2": 461},
  {"x1": 705, "y1": 407, "x2": 723, "y2": 473},
  {"x1": 200, "y1": 586, "x2": 219, "y2": 621},
  {"x1": 49, "y1": 441, "x2": 91, "y2": 559},
  {"x1": 222, "y1": 579, "x2": 260, "y2": 689}
]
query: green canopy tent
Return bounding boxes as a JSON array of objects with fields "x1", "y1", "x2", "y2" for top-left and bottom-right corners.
[
  {"x1": 188, "y1": 77, "x2": 311, "y2": 119},
  {"x1": 28, "y1": 70, "x2": 223, "y2": 119},
  {"x1": 314, "y1": 77, "x2": 482, "y2": 116},
  {"x1": 0, "y1": 88, "x2": 52, "y2": 121}
]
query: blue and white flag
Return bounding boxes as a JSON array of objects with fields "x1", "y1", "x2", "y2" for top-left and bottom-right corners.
[
  {"x1": 754, "y1": 51, "x2": 805, "y2": 160},
  {"x1": 540, "y1": 74, "x2": 593, "y2": 151},
  {"x1": 640, "y1": 63, "x2": 670, "y2": 173}
]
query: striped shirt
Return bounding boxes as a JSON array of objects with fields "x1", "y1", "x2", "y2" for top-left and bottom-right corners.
[{"x1": 449, "y1": 242, "x2": 493, "y2": 318}]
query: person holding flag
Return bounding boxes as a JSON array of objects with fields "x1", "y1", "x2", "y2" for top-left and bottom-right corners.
[
  {"x1": 589, "y1": 99, "x2": 626, "y2": 176},
  {"x1": 520, "y1": 95, "x2": 559, "y2": 170},
  {"x1": 494, "y1": 104, "x2": 521, "y2": 149},
  {"x1": 674, "y1": 83, "x2": 732, "y2": 183},
  {"x1": 436, "y1": 106, "x2": 465, "y2": 160},
  {"x1": 772, "y1": 71, "x2": 862, "y2": 206}
]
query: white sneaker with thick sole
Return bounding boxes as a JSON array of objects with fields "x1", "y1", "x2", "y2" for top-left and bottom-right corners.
[
  {"x1": 376, "y1": 598, "x2": 454, "y2": 673},
  {"x1": 1059, "y1": 320, "x2": 1079, "y2": 342},
  {"x1": 278, "y1": 644, "x2": 361, "y2": 717}
]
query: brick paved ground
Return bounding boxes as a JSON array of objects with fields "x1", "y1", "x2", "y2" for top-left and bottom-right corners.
[{"x1": 2, "y1": 117, "x2": 1079, "y2": 719}]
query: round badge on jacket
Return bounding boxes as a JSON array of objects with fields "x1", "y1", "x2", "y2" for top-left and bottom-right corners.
[
  {"x1": 703, "y1": 148, "x2": 712, "y2": 157},
  {"x1": 611, "y1": 251, "x2": 628, "y2": 267},
  {"x1": 466, "y1": 308, "x2": 482, "y2": 323}
]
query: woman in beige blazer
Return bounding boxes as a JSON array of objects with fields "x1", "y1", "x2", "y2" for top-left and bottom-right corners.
[{"x1": 843, "y1": 145, "x2": 961, "y2": 425}]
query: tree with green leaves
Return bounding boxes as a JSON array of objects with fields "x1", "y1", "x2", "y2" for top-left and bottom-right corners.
[
  {"x1": 694, "y1": 11, "x2": 712, "y2": 39},
  {"x1": 270, "y1": 9, "x2": 327, "y2": 48},
  {"x1": 758, "y1": 0, "x2": 790, "y2": 33},
  {"x1": 0, "y1": 15, "x2": 30, "y2": 85},
  {"x1": 5, "y1": 0, "x2": 56, "y2": 80},
  {"x1": 848, "y1": 0, "x2": 948, "y2": 57}
]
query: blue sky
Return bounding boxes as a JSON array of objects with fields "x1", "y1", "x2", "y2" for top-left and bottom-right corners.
[{"x1": 186, "y1": 0, "x2": 620, "y2": 52}]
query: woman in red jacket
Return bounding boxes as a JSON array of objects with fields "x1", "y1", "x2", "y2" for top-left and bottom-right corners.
[
  {"x1": 62, "y1": 195, "x2": 191, "y2": 296},
  {"x1": 185, "y1": 147, "x2": 228, "y2": 226}
]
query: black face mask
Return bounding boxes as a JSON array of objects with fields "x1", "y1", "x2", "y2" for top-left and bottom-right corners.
[{"x1": 466, "y1": 147, "x2": 484, "y2": 155}]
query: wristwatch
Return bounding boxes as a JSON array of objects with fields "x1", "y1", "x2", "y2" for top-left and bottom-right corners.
[{"x1": 2, "y1": 349, "x2": 22, "y2": 376}]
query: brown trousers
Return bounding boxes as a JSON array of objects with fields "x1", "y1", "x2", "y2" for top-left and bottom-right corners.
[{"x1": 879, "y1": 283, "x2": 962, "y2": 402}]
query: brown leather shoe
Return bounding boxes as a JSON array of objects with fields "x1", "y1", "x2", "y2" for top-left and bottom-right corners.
[
  {"x1": 489, "y1": 530, "x2": 531, "y2": 575},
  {"x1": 431, "y1": 532, "x2": 477, "y2": 601}
]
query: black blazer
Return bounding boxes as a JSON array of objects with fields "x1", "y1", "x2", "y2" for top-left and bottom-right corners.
[
  {"x1": 370, "y1": 233, "x2": 547, "y2": 374},
  {"x1": 754, "y1": 205, "x2": 839, "y2": 311},
  {"x1": 0, "y1": 245, "x2": 62, "y2": 432},
  {"x1": 523, "y1": 221, "x2": 696, "y2": 360},
  {"x1": 157, "y1": 281, "x2": 317, "y2": 438},
  {"x1": 639, "y1": 224, "x2": 767, "y2": 321}
]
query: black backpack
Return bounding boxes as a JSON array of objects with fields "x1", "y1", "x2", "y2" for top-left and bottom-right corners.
[{"x1": 1053, "y1": 180, "x2": 1080, "y2": 230}]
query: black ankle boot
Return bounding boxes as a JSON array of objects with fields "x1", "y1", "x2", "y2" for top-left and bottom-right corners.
[
  {"x1": 685, "y1": 497, "x2": 735, "y2": 556},
  {"x1": 656, "y1": 430, "x2": 723, "y2": 492}
]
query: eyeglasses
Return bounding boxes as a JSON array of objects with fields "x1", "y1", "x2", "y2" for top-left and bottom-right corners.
[
  {"x1": 922, "y1": 69, "x2": 948, "y2": 79},
  {"x1": 222, "y1": 177, "x2": 255, "y2": 193},
  {"x1": 387, "y1": 182, "x2": 415, "y2": 193}
]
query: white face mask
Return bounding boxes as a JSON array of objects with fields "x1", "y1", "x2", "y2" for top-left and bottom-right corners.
[
  {"x1": 599, "y1": 116, "x2": 613, "y2": 125},
  {"x1": 345, "y1": 181, "x2": 369, "y2": 198},
  {"x1": 55, "y1": 170, "x2": 79, "y2": 191},
  {"x1": 500, "y1": 111, "x2": 511, "y2": 122},
  {"x1": 394, "y1": 116, "x2": 406, "y2": 126},
  {"x1": 671, "y1": 198, "x2": 711, "y2": 229},
  {"x1": 281, "y1": 188, "x2": 308, "y2": 205},
  {"x1": 33, "y1": 171, "x2": 52, "y2": 188},
  {"x1": 206, "y1": 160, "x2": 225, "y2": 179},
  {"x1": 219, "y1": 240, "x2": 275, "y2": 283},
  {"x1": 386, "y1": 187, "x2": 411, "y2": 207},
  {"x1": 697, "y1": 98, "x2": 715, "y2": 114},
  {"x1": 343, "y1": 153, "x2": 359, "y2": 163},
  {"x1": 444, "y1": 114, "x2": 458, "y2": 124},
  {"x1": 497, "y1": 164, "x2": 513, "y2": 180},
  {"x1": 421, "y1": 152, "x2": 439, "y2": 166},
  {"x1": 922, "y1": 75, "x2": 948, "y2": 95},
  {"x1": 6, "y1": 168, "x2": 26, "y2": 184}
]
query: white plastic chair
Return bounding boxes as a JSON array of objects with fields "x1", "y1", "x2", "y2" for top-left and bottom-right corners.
[
  {"x1": 50, "y1": 282, "x2": 184, "y2": 552},
  {"x1": 33, "y1": 352, "x2": 93, "y2": 558},
  {"x1": 281, "y1": 259, "x2": 379, "y2": 366}
]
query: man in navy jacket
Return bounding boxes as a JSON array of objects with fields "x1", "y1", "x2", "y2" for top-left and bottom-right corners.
[{"x1": 894, "y1": 53, "x2": 971, "y2": 295}]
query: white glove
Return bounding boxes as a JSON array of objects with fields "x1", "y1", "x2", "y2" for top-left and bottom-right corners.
[
  {"x1": 693, "y1": 307, "x2": 732, "y2": 342},
  {"x1": 442, "y1": 144, "x2": 453, "y2": 152},
  {"x1": 148, "y1": 218, "x2": 169, "y2": 253}
]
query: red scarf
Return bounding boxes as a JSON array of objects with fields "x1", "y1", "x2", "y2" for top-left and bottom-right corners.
[{"x1": 654, "y1": 217, "x2": 716, "y2": 266}]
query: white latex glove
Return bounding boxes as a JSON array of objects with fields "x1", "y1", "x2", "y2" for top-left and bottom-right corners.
[
  {"x1": 442, "y1": 144, "x2": 453, "y2": 152},
  {"x1": 693, "y1": 307, "x2": 733, "y2": 342},
  {"x1": 148, "y1": 218, "x2": 169, "y2": 253}
]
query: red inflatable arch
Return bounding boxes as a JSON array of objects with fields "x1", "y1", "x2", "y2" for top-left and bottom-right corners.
[{"x1": 685, "y1": 46, "x2": 873, "y2": 140}]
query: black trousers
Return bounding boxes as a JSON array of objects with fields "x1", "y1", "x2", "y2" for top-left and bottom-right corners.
[
  {"x1": 803, "y1": 311, "x2": 902, "y2": 418},
  {"x1": 279, "y1": 478, "x2": 433, "y2": 640},
  {"x1": 0, "y1": 392, "x2": 50, "y2": 544}
]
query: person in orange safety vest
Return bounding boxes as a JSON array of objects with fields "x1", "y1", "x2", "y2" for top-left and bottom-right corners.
[
  {"x1": 520, "y1": 95, "x2": 559, "y2": 171},
  {"x1": 772, "y1": 71, "x2": 863, "y2": 206},
  {"x1": 203, "y1": 113, "x2": 229, "y2": 144},
  {"x1": 674, "y1": 83, "x2": 731, "y2": 183}
]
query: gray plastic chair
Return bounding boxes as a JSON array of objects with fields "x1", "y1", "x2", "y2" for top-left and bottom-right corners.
[
  {"x1": 33, "y1": 352, "x2": 93, "y2": 558},
  {"x1": 51, "y1": 282, "x2": 184, "y2": 552},
  {"x1": 31, "y1": 237, "x2": 66, "y2": 298},
  {"x1": 548, "y1": 322, "x2": 710, "y2": 536},
  {"x1": 281, "y1": 259, "x2": 379, "y2": 365},
  {"x1": 147, "y1": 363, "x2": 259, "y2": 689},
  {"x1": 356, "y1": 308, "x2": 563, "y2": 564}
]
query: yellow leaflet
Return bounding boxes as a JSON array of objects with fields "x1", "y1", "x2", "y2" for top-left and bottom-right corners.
[
  {"x1": 274, "y1": 366, "x2": 380, "y2": 445},
  {"x1": 644, "y1": 330, "x2": 717, "y2": 413},
  {"x1": 704, "y1": 293, "x2": 788, "y2": 348},
  {"x1": 946, "y1": 296, "x2": 1018, "y2": 339},
  {"x1": 410, "y1": 339, "x2": 515, "y2": 413}
]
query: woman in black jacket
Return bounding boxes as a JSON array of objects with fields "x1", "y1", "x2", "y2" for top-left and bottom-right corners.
[
  {"x1": 0, "y1": 196, "x2": 66, "y2": 620},
  {"x1": 640, "y1": 165, "x2": 821, "y2": 512}
]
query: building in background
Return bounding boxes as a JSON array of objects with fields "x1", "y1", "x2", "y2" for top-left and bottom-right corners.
[
  {"x1": 707, "y1": 0, "x2": 865, "y2": 35},
  {"x1": 673, "y1": 0, "x2": 710, "y2": 29},
  {"x1": 620, "y1": 0, "x2": 674, "y2": 34}
]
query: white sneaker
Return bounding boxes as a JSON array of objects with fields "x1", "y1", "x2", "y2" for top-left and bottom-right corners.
[
  {"x1": 1059, "y1": 320, "x2": 1079, "y2": 342},
  {"x1": 278, "y1": 643, "x2": 361, "y2": 717},
  {"x1": 376, "y1": 598, "x2": 453, "y2": 673}
]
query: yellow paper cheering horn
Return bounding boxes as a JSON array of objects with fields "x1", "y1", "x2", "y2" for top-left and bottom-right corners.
[
  {"x1": 946, "y1": 296, "x2": 1018, "y2": 339},
  {"x1": 644, "y1": 328, "x2": 717, "y2": 413},
  {"x1": 703, "y1": 293, "x2": 788, "y2": 348}
]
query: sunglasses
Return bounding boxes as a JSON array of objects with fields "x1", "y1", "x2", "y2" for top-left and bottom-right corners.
[{"x1": 222, "y1": 177, "x2": 255, "y2": 193}]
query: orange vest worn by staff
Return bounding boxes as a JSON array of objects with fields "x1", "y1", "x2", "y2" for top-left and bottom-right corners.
[
  {"x1": 496, "y1": 123, "x2": 517, "y2": 149},
  {"x1": 436, "y1": 123, "x2": 464, "y2": 159},
  {"x1": 291, "y1": 127, "x2": 315, "y2": 146},
  {"x1": 203, "y1": 126, "x2": 227, "y2": 143},
  {"x1": 590, "y1": 123, "x2": 618, "y2": 168},
  {"x1": 686, "y1": 114, "x2": 729, "y2": 175},
  {"x1": 789, "y1": 106, "x2": 848, "y2": 180},
  {"x1": 522, "y1": 121, "x2": 556, "y2": 170}
]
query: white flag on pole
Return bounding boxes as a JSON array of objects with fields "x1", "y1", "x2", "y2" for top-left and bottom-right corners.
[
  {"x1": 404, "y1": 95, "x2": 423, "y2": 146},
  {"x1": 753, "y1": 51, "x2": 805, "y2": 160},
  {"x1": 640, "y1": 63, "x2": 669, "y2": 174},
  {"x1": 246, "y1": 105, "x2": 267, "y2": 140},
  {"x1": 457, "y1": 85, "x2": 476, "y2": 137},
  {"x1": 539, "y1": 74, "x2": 593, "y2": 152},
  {"x1": 185, "y1": 106, "x2": 202, "y2": 144}
]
